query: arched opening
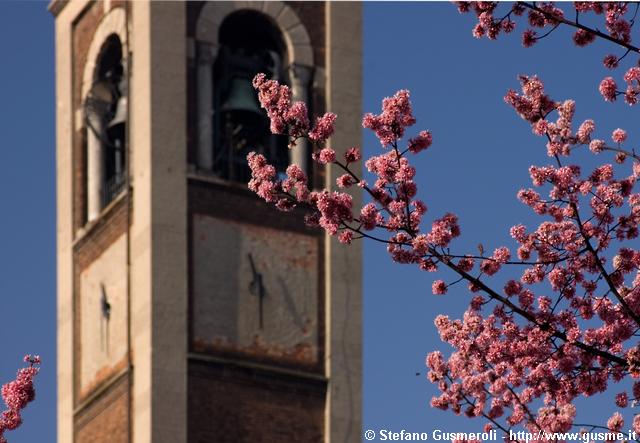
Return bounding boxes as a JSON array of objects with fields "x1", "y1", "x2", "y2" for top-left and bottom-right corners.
[
  {"x1": 211, "y1": 10, "x2": 289, "y2": 182},
  {"x1": 84, "y1": 33, "x2": 127, "y2": 221}
]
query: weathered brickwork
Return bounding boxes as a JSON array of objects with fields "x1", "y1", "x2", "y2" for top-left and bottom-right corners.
[
  {"x1": 73, "y1": 129, "x2": 86, "y2": 231},
  {"x1": 71, "y1": 2, "x2": 101, "y2": 231},
  {"x1": 74, "y1": 195, "x2": 129, "y2": 271},
  {"x1": 72, "y1": 2, "x2": 102, "y2": 110},
  {"x1": 188, "y1": 179, "x2": 326, "y2": 366},
  {"x1": 188, "y1": 179, "x2": 315, "y2": 235},
  {"x1": 75, "y1": 374, "x2": 130, "y2": 443},
  {"x1": 188, "y1": 359, "x2": 326, "y2": 443}
]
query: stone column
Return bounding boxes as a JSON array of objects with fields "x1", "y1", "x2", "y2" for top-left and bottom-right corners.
[
  {"x1": 288, "y1": 64, "x2": 313, "y2": 175},
  {"x1": 325, "y1": 3, "x2": 363, "y2": 442},
  {"x1": 87, "y1": 112, "x2": 103, "y2": 221},
  {"x1": 196, "y1": 42, "x2": 215, "y2": 171}
]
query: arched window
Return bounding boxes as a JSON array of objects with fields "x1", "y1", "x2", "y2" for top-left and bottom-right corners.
[
  {"x1": 84, "y1": 33, "x2": 127, "y2": 221},
  {"x1": 195, "y1": 3, "x2": 314, "y2": 182},
  {"x1": 210, "y1": 11, "x2": 289, "y2": 182}
]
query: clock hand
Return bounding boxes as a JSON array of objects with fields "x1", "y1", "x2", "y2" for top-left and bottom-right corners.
[
  {"x1": 100, "y1": 283, "x2": 111, "y2": 355},
  {"x1": 247, "y1": 253, "x2": 265, "y2": 329},
  {"x1": 100, "y1": 283, "x2": 111, "y2": 320}
]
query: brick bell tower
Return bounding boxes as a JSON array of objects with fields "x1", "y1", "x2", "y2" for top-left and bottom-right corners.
[{"x1": 51, "y1": 1, "x2": 362, "y2": 442}]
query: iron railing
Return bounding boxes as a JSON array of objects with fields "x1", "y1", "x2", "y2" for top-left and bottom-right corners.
[{"x1": 102, "y1": 172, "x2": 126, "y2": 208}]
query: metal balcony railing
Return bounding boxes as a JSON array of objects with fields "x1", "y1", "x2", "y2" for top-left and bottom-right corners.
[{"x1": 102, "y1": 173, "x2": 126, "y2": 208}]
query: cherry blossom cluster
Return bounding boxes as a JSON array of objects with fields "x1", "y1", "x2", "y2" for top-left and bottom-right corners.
[
  {"x1": 253, "y1": 73, "x2": 336, "y2": 144},
  {"x1": 600, "y1": 67, "x2": 640, "y2": 105},
  {"x1": 249, "y1": 74, "x2": 434, "y2": 249},
  {"x1": 424, "y1": 77, "x2": 640, "y2": 437},
  {"x1": 249, "y1": 71, "x2": 640, "y2": 437},
  {"x1": 506, "y1": 75, "x2": 640, "y2": 164},
  {"x1": 0, "y1": 356, "x2": 40, "y2": 443},
  {"x1": 455, "y1": 2, "x2": 640, "y2": 105}
]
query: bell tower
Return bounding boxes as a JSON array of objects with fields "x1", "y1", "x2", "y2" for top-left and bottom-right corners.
[{"x1": 52, "y1": 1, "x2": 362, "y2": 443}]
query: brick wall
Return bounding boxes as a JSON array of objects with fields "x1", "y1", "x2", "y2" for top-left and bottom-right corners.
[
  {"x1": 188, "y1": 359, "x2": 326, "y2": 443},
  {"x1": 75, "y1": 374, "x2": 130, "y2": 443},
  {"x1": 72, "y1": 1, "x2": 101, "y2": 231}
]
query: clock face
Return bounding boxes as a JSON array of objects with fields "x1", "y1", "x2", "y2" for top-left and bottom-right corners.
[
  {"x1": 191, "y1": 214, "x2": 320, "y2": 367},
  {"x1": 78, "y1": 234, "x2": 129, "y2": 397}
]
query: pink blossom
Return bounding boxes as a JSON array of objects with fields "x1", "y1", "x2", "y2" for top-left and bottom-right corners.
[
  {"x1": 247, "y1": 152, "x2": 278, "y2": 203},
  {"x1": 603, "y1": 54, "x2": 619, "y2": 69},
  {"x1": 412, "y1": 234, "x2": 429, "y2": 256},
  {"x1": 426, "y1": 213, "x2": 461, "y2": 247},
  {"x1": 359, "y1": 203, "x2": 379, "y2": 231},
  {"x1": 625, "y1": 86, "x2": 638, "y2": 105},
  {"x1": 253, "y1": 73, "x2": 292, "y2": 134},
  {"x1": 528, "y1": 10, "x2": 546, "y2": 27},
  {"x1": 589, "y1": 139, "x2": 606, "y2": 153},
  {"x1": 0, "y1": 356, "x2": 40, "y2": 442},
  {"x1": 522, "y1": 29, "x2": 537, "y2": 47},
  {"x1": 408, "y1": 130, "x2": 433, "y2": 153},
  {"x1": 504, "y1": 75, "x2": 555, "y2": 124},
  {"x1": 457, "y1": 257, "x2": 475, "y2": 272},
  {"x1": 504, "y1": 280, "x2": 522, "y2": 296},
  {"x1": 303, "y1": 212, "x2": 320, "y2": 228},
  {"x1": 492, "y1": 247, "x2": 511, "y2": 263},
  {"x1": 472, "y1": 23, "x2": 485, "y2": 38},
  {"x1": 338, "y1": 230, "x2": 353, "y2": 244},
  {"x1": 363, "y1": 89, "x2": 416, "y2": 146},
  {"x1": 510, "y1": 224, "x2": 527, "y2": 241},
  {"x1": 309, "y1": 113, "x2": 337, "y2": 143},
  {"x1": 615, "y1": 392, "x2": 628, "y2": 407},
  {"x1": 285, "y1": 163, "x2": 306, "y2": 183},
  {"x1": 275, "y1": 198, "x2": 295, "y2": 212},
  {"x1": 532, "y1": 119, "x2": 548, "y2": 135},
  {"x1": 479, "y1": 258, "x2": 501, "y2": 276},
  {"x1": 599, "y1": 77, "x2": 618, "y2": 102},
  {"x1": 576, "y1": 119, "x2": 595, "y2": 143},
  {"x1": 612, "y1": 128, "x2": 627, "y2": 143},
  {"x1": 313, "y1": 190, "x2": 353, "y2": 235},
  {"x1": 344, "y1": 147, "x2": 362, "y2": 163},
  {"x1": 432, "y1": 280, "x2": 448, "y2": 295},
  {"x1": 315, "y1": 148, "x2": 336, "y2": 165},
  {"x1": 501, "y1": 20, "x2": 515, "y2": 34},
  {"x1": 634, "y1": 415, "x2": 640, "y2": 434},
  {"x1": 607, "y1": 412, "x2": 624, "y2": 431},
  {"x1": 624, "y1": 67, "x2": 640, "y2": 83},
  {"x1": 572, "y1": 29, "x2": 596, "y2": 46},
  {"x1": 285, "y1": 101, "x2": 310, "y2": 139},
  {"x1": 336, "y1": 174, "x2": 354, "y2": 188}
]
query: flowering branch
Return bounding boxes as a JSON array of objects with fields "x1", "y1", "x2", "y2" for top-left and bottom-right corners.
[
  {"x1": 247, "y1": 67, "x2": 640, "y2": 436},
  {"x1": 0, "y1": 356, "x2": 40, "y2": 443},
  {"x1": 456, "y1": 2, "x2": 640, "y2": 105}
]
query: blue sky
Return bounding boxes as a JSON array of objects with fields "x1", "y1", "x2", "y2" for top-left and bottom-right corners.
[
  {"x1": 0, "y1": 2, "x2": 56, "y2": 442},
  {"x1": 0, "y1": 2, "x2": 638, "y2": 442}
]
